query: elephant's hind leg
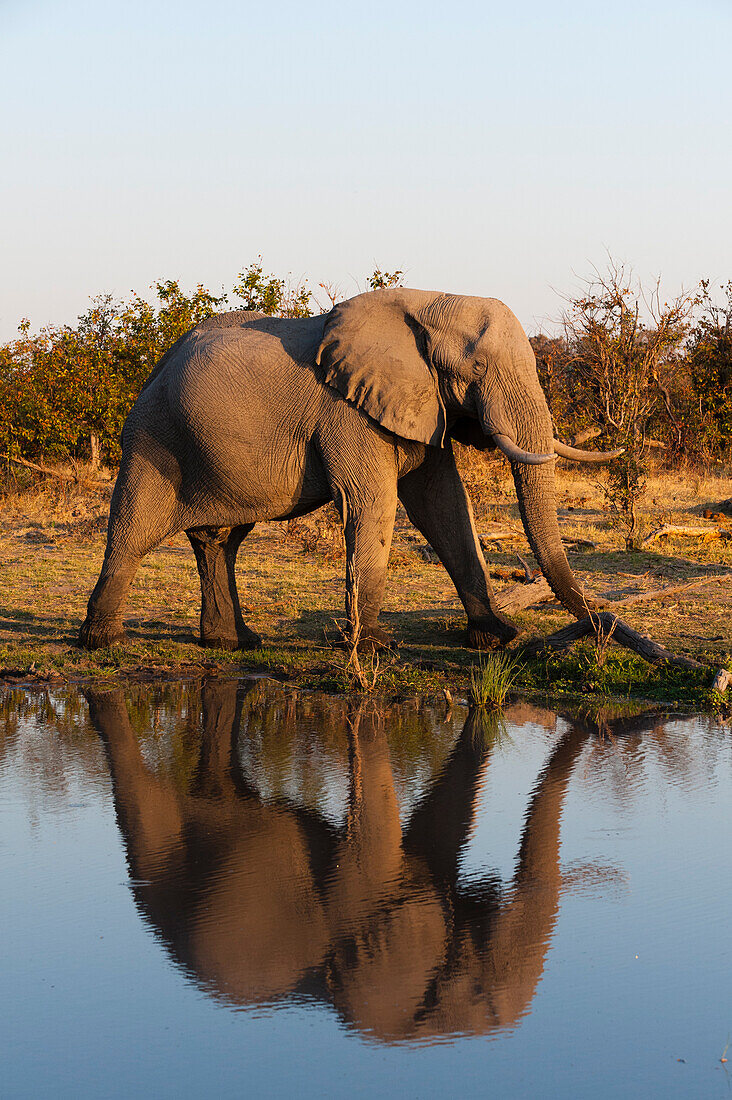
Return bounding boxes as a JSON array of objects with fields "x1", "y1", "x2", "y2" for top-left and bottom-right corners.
[
  {"x1": 79, "y1": 441, "x2": 182, "y2": 650},
  {"x1": 79, "y1": 551, "x2": 141, "y2": 650},
  {"x1": 186, "y1": 525, "x2": 261, "y2": 651}
]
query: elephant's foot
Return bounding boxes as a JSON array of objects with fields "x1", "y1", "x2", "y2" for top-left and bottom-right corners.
[
  {"x1": 467, "y1": 616, "x2": 519, "y2": 650},
  {"x1": 78, "y1": 617, "x2": 128, "y2": 650},
  {"x1": 200, "y1": 623, "x2": 262, "y2": 651}
]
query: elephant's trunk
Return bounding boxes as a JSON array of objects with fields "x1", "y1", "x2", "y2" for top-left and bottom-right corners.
[{"x1": 511, "y1": 461, "x2": 589, "y2": 617}]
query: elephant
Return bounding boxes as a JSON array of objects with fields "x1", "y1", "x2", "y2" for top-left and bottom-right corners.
[
  {"x1": 85, "y1": 679, "x2": 593, "y2": 1041},
  {"x1": 78, "y1": 290, "x2": 619, "y2": 652}
]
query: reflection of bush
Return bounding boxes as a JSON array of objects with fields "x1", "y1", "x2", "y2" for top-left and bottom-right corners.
[
  {"x1": 4, "y1": 683, "x2": 725, "y2": 829},
  {"x1": 236, "y1": 685, "x2": 458, "y2": 814},
  {"x1": 0, "y1": 686, "x2": 107, "y2": 810}
]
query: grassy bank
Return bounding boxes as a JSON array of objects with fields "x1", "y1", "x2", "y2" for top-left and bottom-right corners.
[{"x1": 2, "y1": 459, "x2": 732, "y2": 711}]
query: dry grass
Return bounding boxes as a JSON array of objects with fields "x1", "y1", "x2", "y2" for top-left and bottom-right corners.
[{"x1": 2, "y1": 457, "x2": 732, "y2": 704}]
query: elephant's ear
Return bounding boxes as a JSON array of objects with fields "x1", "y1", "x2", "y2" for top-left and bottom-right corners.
[{"x1": 315, "y1": 291, "x2": 446, "y2": 446}]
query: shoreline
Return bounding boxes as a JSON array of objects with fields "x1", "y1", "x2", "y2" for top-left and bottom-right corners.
[{"x1": 2, "y1": 466, "x2": 732, "y2": 712}]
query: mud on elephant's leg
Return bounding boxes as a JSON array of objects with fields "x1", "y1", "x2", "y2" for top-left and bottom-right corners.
[
  {"x1": 337, "y1": 487, "x2": 398, "y2": 651},
  {"x1": 397, "y1": 448, "x2": 518, "y2": 648},
  {"x1": 186, "y1": 525, "x2": 261, "y2": 651}
]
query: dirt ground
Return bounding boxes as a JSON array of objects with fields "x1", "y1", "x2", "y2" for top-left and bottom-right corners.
[{"x1": 2, "y1": 459, "x2": 732, "y2": 706}]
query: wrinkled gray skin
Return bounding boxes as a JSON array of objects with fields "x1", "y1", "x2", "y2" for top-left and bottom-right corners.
[{"x1": 79, "y1": 290, "x2": 590, "y2": 652}]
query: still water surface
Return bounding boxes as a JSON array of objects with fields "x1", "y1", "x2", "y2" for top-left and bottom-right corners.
[{"x1": 1, "y1": 680, "x2": 731, "y2": 1097}]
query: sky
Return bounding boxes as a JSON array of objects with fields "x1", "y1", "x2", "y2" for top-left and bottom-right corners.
[{"x1": 1, "y1": 0, "x2": 730, "y2": 341}]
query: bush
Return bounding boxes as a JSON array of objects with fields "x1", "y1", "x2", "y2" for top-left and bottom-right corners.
[{"x1": 688, "y1": 280, "x2": 732, "y2": 456}]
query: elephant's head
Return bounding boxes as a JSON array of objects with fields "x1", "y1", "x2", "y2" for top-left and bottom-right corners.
[{"x1": 316, "y1": 289, "x2": 611, "y2": 617}]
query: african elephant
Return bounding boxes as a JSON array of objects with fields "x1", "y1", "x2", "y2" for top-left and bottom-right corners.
[
  {"x1": 86, "y1": 680, "x2": 590, "y2": 1041},
  {"x1": 78, "y1": 291, "x2": 618, "y2": 651}
]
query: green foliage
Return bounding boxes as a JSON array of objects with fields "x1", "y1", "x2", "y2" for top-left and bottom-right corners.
[
  {"x1": 0, "y1": 280, "x2": 225, "y2": 465},
  {"x1": 520, "y1": 642, "x2": 716, "y2": 708},
  {"x1": 232, "y1": 258, "x2": 312, "y2": 317},
  {"x1": 601, "y1": 452, "x2": 648, "y2": 550},
  {"x1": 469, "y1": 651, "x2": 521, "y2": 708},
  {"x1": 534, "y1": 262, "x2": 702, "y2": 464},
  {"x1": 688, "y1": 280, "x2": 732, "y2": 454},
  {"x1": 365, "y1": 267, "x2": 404, "y2": 291},
  {"x1": 560, "y1": 263, "x2": 692, "y2": 444}
]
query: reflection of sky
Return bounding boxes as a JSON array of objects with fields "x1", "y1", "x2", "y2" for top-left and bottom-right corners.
[
  {"x1": 1, "y1": 0, "x2": 730, "y2": 342},
  {"x1": 1, "y1": 693, "x2": 731, "y2": 1097},
  {"x1": 461, "y1": 720, "x2": 563, "y2": 886}
]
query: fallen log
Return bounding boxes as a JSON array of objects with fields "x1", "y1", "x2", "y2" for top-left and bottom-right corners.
[
  {"x1": 4, "y1": 454, "x2": 111, "y2": 491},
  {"x1": 595, "y1": 575, "x2": 728, "y2": 609},
  {"x1": 488, "y1": 565, "x2": 731, "y2": 688},
  {"x1": 642, "y1": 524, "x2": 731, "y2": 547},
  {"x1": 562, "y1": 536, "x2": 597, "y2": 550},
  {"x1": 495, "y1": 576, "x2": 554, "y2": 614},
  {"x1": 479, "y1": 525, "x2": 524, "y2": 545},
  {"x1": 520, "y1": 611, "x2": 705, "y2": 671}
]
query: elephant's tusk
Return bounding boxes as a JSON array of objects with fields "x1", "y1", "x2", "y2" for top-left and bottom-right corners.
[
  {"x1": 553, "y1": 439, "x2": 625, "y2": 463},
  {"x1": 493, "y1": 434, "x2": 555, "y2": 465}
]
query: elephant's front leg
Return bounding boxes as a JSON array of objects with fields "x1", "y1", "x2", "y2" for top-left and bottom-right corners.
[
  {"x1": 335, "y1": 485, "x2": 398, "y2": 650},
  {"x1": 186, "y1": 525, "x2": 261, "y2": 650},
  {"x1": 398, "y1": 447, "x2": 518, "y2": 647}
]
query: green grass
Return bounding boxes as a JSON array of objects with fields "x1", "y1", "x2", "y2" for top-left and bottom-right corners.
[
  {"x1": 469, "y1": 652, "x2": 522, "y2": 708},
  {"x1": 518, "y1": 641, "x2": 722, "y2": 710}
]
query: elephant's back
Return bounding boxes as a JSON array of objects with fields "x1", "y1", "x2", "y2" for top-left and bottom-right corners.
[
  {"x1": 165, "y1": 315, "x2": 330, "y2": 463},
  {"x1": 187, "y1": 312, "x2": 327, "y2": 363}
]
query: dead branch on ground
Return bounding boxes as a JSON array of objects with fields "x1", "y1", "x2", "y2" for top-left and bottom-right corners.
[
  {"x1": 495, "y1": 576, "x2": 554, "y2": 613},
  {"x1": 520, "y1": 612, "x2": 706, "y2": 672},
  {"x1": 516, "y1": 552, "x2": 537, "y2": 582},
  {"x1": 479, "y1": 525, "x2": 523, "y2": 546},
  {"x1": 562, "y1": 535, "x2": 597, "y2": 550},
  {"x1": 4, "y1": 454, "x2": 111, "y2": 491},
  {"x1": 642, "y1": 524, "x2": 731, "y2": 546},
  {"x1": 595, "y1": 575, "x2": 728, "y2": 609}
]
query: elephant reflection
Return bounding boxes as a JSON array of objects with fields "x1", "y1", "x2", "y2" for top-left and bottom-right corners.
[{"x1": 86, "y1": 682, "x2": 588, "y2": 1042}]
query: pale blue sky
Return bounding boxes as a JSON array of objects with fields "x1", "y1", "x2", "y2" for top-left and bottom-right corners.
[{"x1": 1, "y1": 0, "x2": 730, "y2": 340}]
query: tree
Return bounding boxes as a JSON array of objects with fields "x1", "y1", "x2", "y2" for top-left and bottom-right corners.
[
  {"x1": 530, "y1": 333, "x2": 573, "y2": 437},
  {"x1": 366, "y1": 267, "x2": 404, "y2": 291},
  {"x1": 558, "y1": 261, "x2": 695, "y2": 548},
  {"x1": 232, "y1": 259, "x2": 312, "y2": 317},
  {"x1": 560, "y1": 262, "x2": 693, "y2": 445},
  {"x1": 687, "y1": 280, "x2": 732, "y2": 455}
]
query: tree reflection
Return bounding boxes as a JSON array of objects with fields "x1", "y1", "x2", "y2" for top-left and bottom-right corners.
[{"x1": 86, "y1": 680, "x2": 596, "y2": 1042}]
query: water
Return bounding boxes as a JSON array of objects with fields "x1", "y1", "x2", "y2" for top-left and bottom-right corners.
[{"x1": 1, "y1": 681, "x2": 731, "y2": 1098}]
